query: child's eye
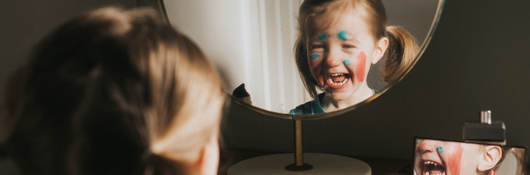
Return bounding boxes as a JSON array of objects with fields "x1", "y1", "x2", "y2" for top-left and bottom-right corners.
[
  {"x1": 311, "y1": 44, "x2": 325, "y2": 51},
  {"x1": 343, "y1": 44, "x2": 355, "y2": 49}
]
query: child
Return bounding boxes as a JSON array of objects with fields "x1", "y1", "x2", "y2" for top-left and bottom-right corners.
[
  {"x1": 291, "y1": 0, "x2": 419, "y2": 114},
  {"x1": 4, "y1": 7, "x2": 225, "y2": 175},
  {"x1": 415, "y1": 139, "x2": 504, "y2": 175}
]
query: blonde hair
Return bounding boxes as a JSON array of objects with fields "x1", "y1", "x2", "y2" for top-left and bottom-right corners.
[
  {"x1": 294, "y1": 0, "x2": 419, "y2": 98},
  {"x1": 5, "y1": 7, "x2": 224, "y2": 175}
]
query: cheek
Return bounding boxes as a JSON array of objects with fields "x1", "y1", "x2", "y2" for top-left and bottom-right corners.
[
  {"x1": 355, "y1": 51, "x2": 367, "y2": 82},
  {"x1": 441, "y1": 144, "x2": 463, "y2": 175},
  {"x1": 309, "y1": 54, "x2": 323, "y2": 84}
]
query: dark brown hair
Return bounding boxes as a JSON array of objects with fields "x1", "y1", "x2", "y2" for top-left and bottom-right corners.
[
  {"x1": 294, "y1": 0, "x2": 419, "y2": 98},
  {"x1": 4, "y1": 7, "x2": 224, "y2": 175}
]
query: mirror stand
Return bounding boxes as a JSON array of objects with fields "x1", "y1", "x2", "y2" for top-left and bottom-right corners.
[
  {"x1": 285, "y1": 120, "x2": 313, "y2": 171},
  {"x1": 227, "y1": 119, "x2": 372, "y2": 175}
]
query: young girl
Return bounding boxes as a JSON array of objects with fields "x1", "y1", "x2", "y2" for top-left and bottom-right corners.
[
  {"x1": 291, "y1": 0, "x2": 419, "y2": 114},
  {"x1": 4, "y1": 7, "x2": 225, "y2": 175},
  {"x1": 415, "y1": 139, "x2": 504, "y2": 175}
]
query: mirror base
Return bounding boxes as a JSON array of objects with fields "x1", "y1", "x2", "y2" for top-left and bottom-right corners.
[
  {"x1": 285, "y1": 163, "x2": 313, "y2": 171},
  {"x1": 227, "y1": 153, "x2": 371, "y2": 175}
]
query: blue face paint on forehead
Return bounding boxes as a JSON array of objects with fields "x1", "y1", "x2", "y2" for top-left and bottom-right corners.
[
  {"x1": 338, "y1": 30, "x2": 348, "y2": 41},
  {"x1": 317, "y1": 33, "x2": 329, "y2": 41},
  {"x1": 311, "y1": 53, "x2": 321, "y2": 60}
]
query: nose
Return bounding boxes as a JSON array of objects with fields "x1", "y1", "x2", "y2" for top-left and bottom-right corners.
[
  {"x1": 417, "y1": 141, "x2": 436, "y2": 153},
  {"x1": 325, "y1": 46, "x2": 342, "y2": 67}
]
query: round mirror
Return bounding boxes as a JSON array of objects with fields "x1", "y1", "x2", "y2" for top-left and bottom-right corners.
[{"x1": 160, "y1": 0, "x2": 444, "y2": 119}]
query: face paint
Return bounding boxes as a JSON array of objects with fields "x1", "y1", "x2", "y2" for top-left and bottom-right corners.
[
  {"x1": 338, "y1": 30, "x2": 348, "y2": 41},
  {"x1": 445, "y1": 144, "x2": 463, "y2": 175},
  {"x1": 436, "y1": 146, "x2": 444, "y2": 154},
  {"x1": 317, "y1": 33, "x2": 329, "y2": 41},
  {"x1": 355, "y1": 51, "x2": 366, "y2": 82},
  {"x1": 311, "y1": 53, "x2": 321, "y2": 60},
  {"x1": 343, "y1": 59, "x2": 352, "y2": 66}
]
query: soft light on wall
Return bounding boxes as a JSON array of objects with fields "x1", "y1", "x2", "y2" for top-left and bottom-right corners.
[{"x1": 164, "y1": 0, "x2": 310, "y2": 113}]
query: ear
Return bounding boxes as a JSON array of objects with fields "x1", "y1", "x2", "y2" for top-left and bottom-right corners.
[
  {"x1": 371, "y1": 37, "x2": 389, "y2": 64},
  {"x1": 477, "y1": 146, "x2": 503, "y2": 172},
  {"x1": 192, "y1": 135, "x2": 220, "y2": 175}
]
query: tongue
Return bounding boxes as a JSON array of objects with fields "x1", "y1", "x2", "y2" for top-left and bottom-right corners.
[
  {"x1": 331, "y1": 75, "x2": 346, "y2": 82},
  {"x1": 423, "y1": 164, "x2": 445, "y2": 175}
]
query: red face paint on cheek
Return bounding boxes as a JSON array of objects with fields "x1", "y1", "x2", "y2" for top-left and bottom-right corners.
[
  {"x1": 355, "y1": 52, "x2": 366, "y2": 82},
  {"x1": 446, "y1": 144, "x2": 463, "y2": 175}
]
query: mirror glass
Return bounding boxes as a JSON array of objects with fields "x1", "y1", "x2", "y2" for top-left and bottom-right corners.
[
  {"x1": 414, "y1": 138, "x2": 527, "y2": 175},
  {"x1": 162, "y1": 0, "x2": 443, "y2": 116}
]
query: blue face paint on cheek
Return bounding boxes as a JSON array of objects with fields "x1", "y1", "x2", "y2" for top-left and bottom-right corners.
[
  {"x1": 338, "y1": 30, "x2": 348, "y2": 41},
  {"x1": 436, "y1": 146, "x2": 444, "y2": 154},
  {"x1": 311, "y1": 53, "x2": 321, "y2": 60},
  {"x1": 317, "y1": 33, "x2": 329, "y2": 41},
  {"x1": 343, "y1": 59, "x2": 352, "y2": 66}
]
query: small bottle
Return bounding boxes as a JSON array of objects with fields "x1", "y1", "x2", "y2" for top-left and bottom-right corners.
[{"x1": 462, "y1": 110, "x2": 506, "y2": 145}]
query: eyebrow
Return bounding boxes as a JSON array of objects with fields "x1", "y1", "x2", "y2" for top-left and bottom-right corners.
[
  {"x1": 311, "y1": 32, "x2": 360, "y2": 44},
  {"x1": 337, "y1": 31, "x2": 361, "y2": 43},
  {"x1": 316, "y1": 33, "x2": 329, "y2": 41}
]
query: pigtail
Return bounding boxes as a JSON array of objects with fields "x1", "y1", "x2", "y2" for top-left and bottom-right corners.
[{"x1": 382, "y1": 25, "x2": 419, "y2": 84}]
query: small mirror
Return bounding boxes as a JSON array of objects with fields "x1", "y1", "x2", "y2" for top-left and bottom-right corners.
[
  {"x1": 162, "y1": 0, "x2": 443, "y2": 117},
  {"x1": 414, "y1": 138, "x2": 528, "y2": 175}
]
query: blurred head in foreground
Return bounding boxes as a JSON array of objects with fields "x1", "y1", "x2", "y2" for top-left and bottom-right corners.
[{"x1": 5, "y1": 7, "x2": 225, "y2": 175}]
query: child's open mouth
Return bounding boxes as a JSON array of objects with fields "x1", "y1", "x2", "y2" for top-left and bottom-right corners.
[
  {"x1": 421, "y1": 160, "x2": 446, "y2": 175},
  {"x1": 325, "y1": 73, "x2": 350, "y2": 89}
]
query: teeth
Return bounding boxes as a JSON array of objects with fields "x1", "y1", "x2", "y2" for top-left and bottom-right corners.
[
  {"x1": 326, "y1": 73, "x2": 350, "y2": 88},
  {"x1": 423, "y1": 160, "x2": 445, "y2": 175},
  {"x1": 424, "y1": 161, "x2": 436, "y2": 166},
  {"x1": 327, "y1": 77, "x2": 347, "y2": 86}
]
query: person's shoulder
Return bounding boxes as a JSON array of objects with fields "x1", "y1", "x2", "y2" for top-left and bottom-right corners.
[
  {"x1": 289, "y1": 93, "x2": 327, "y2": 115},
  {"x1": 289, "y1": 102, "x2": 312, "y2": 115}
]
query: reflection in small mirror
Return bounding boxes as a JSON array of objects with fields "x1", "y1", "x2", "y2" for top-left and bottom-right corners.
[
  {"x1": 414, "y1": 138, "x2": 528, "y2": 175},
  {"x1": 163, "y1": 0, "x2": 440, "y2": 115}
]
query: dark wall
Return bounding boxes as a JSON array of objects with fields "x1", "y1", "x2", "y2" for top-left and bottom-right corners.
[
  {"x1": 1, "y1": 0, "x2": 529, "y2": 166},
  {"x1": 0, "y1": 0, "x2": 165, "y2": 141},
  {"x1": 222, "y1": 0, "x2": 530, "y2": 163}
]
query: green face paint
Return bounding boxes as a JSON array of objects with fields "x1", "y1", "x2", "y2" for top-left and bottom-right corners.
[
  {"x1": 338, "y1": 30, "x2": 348, "y2": 41},
  {"x1": 317, "y1": 33, "x2": 329, "y2": 41},
  {"x1": 436, "y1": 146, "x2": 444, "y2": 154},
  {"x1": 343, "y1": 59, "x2": 352, "y2": 66},
  {"x1": 311, "y1": 53, "x2": 321, "y2": 60}
]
